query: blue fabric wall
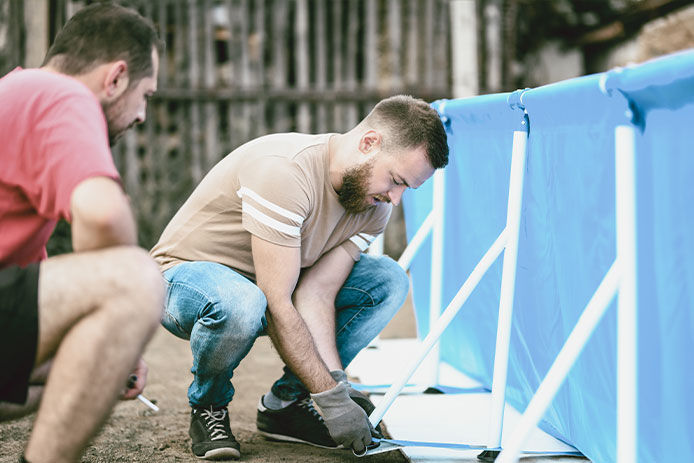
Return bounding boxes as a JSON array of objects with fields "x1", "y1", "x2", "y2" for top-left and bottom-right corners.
[{"x1": 403, "y1": 50, "x2": 694, "y2": 463}]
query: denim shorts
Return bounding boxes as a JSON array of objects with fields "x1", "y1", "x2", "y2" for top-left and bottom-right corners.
[{"x1": 0, "y1": 263, "x2": 40, "y2": 404}]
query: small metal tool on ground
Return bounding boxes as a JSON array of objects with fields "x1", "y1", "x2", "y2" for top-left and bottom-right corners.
[{"x1": 127, "y1": 374, "x2": 160, "y2": 412}]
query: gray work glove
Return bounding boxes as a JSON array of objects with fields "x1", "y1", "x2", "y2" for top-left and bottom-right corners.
[
  {"x1": 311, "y1": 381, "x2": 373, "y2": 454},
  {"x1": 329, "y1": 369, "x2": 382, "y2": 436}
]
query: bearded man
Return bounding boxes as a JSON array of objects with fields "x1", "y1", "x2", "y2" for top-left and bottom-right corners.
[
  {"x1": 150, "y1": 95, "x2": 449, "y2": 460},
  {"x1": 0, "y1": 3, "x2": 164, "y2": 463}
]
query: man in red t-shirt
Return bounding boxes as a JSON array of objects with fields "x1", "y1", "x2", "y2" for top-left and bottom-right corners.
[{"x1": 0, "y1": 4, "x2": 164, "y2": 463}]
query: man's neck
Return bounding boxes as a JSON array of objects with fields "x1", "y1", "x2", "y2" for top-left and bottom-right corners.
[
  {"x1": 39, "y1": 63, "x2": 105, "y2": 100},
  {"x1": 328, "y1": 132, "x2": 348, "y2": 192}
]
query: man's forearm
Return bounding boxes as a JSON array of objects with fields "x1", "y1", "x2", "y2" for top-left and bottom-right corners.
[
  {"x1": 290, "y1": 245, "x2": 354, "y2": 372},
  {"x1": 293, "y1": 293, "x2": 342, "y2": 371},
  {"x1": 265, "y1": 301, "x2": 336, "y2": 394}
]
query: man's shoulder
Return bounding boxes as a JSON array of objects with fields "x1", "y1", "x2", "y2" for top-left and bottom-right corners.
[
  {"x1": 241, "y1": 132, "x2": 330, "y2": 156},
  {"x1": 2, "y1": 68, "x2": 94, "y2": 99},
  {"x1": 232, "y1": 132, "x2": 329, "y2": 176},
  {"x1": 1, "y1": 68, "x2": 101, "y2": 128}
]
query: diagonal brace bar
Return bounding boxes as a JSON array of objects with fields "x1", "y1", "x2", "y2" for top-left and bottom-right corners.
[{"x1": 369, "y1": 230, "x2": 508, "y2": 427}]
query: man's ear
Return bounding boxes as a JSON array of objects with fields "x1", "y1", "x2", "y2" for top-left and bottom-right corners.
[
  {"x1": 358, "y1": 130, "x2": 382, "y2": 156},
  {"x1": 102, "y1": 60, "x2": 130, "y2": 101}
]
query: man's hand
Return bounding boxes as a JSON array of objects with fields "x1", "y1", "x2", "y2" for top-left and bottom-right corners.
[
  {"x1": 121, "y1": 357, "x2": 148, "y2": 400},
  {"x1": 311, "y1": 382, "x2": 373, "y2": 454},
  {"x1": 330, "y1": 369, "x2": 375, "y2": 412},
  {"x1": 330, "y1": 369, "x2": 383, "y2": 437}
]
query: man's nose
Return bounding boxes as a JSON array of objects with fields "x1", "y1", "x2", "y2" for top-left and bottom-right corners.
[
  {"x1": 135, "y1": 103, "x2": 146, "y2": 124},
  {"x1": 387, "y1": 185, "x2": 406, "y2": 206}
]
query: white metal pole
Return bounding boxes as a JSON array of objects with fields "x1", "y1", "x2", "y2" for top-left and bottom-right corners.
[
  {"x1": 615, "y1": 124, "x2": 638, "y2": 463},
  {"x1": 398, "y1": 211, "x2": 435, "y2": 271},
  {"x1": 427, "y1": 168, "x2": 446, "y2": 385},
  {"x1": 495, "y1": 262, "x2": 620, "y2": 463},
  {"x1": 486, "y1": 126, "x2": 528, "y2": 448},
  {"x1": 370, "y1": 231, "x2": 508, "y2": 427}
]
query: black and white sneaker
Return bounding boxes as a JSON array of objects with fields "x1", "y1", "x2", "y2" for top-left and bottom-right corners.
[
  {"x1": 256, "y1": 396, "x2": 338, "y2": 448},
  {"x1": 189, "y1": 406, "x2": 241, "y2": 460}
]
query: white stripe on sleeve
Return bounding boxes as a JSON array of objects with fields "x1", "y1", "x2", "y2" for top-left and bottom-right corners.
[
  {"x1": 349, "y1": 235, "x2": 370, "y2": 251},
  {"x1": 359, "y1": 233, "x2": 376, "y2": 243},
  {"x1": 242, "y1": 202, "x2": 301, "y2": 237},
  {"x1": 236, "y1": 186, "x2": 304, "y2": 225}
]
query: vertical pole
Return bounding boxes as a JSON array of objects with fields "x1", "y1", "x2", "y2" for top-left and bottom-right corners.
[
  {"x1": 486, "y1": 122, "x2": 527, "y2": 448},
  {"x1": 615, "y1": 124, "x2": 638, "y2": 463},
  {"x1": 427, "y1": 168, "x2": 446, "y2": 385}
]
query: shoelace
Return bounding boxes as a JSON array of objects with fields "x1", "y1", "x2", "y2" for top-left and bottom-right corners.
[
  {"x1": 296, "y1": 397, "x2": 324, "y2": 423},
  {"x1": 199, "y1": 407, "x2": 229, "y2": 441}
]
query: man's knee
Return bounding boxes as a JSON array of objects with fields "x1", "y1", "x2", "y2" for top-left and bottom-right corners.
[
  {"x1": 104, "y1": 246, "x2": 164, "y2": 327},
  {"x1": 219, "y1": 284, "x2": 267, "y2": 338},
  {"x1": 376, "y1": 256, "x2": 410, "y2": 305}
]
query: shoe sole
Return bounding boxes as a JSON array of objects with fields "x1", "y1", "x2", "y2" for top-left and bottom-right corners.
[
  {"x1": 257, "y1": 430, "x2": 341, "y2": 449},
  {"x1": 195, "y1": 447, "x2": 241, "y2": 460}
]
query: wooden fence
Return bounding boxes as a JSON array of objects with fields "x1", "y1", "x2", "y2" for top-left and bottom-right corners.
[{"x1": 9, "y1": 0, "x2": 454, "y2": 252}]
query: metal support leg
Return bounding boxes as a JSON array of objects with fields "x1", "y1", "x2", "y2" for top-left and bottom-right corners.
[
  {"x1": 486, "y1": 127, "x2": 528, "y2": 450},
  {"x1": 615, "y1": 124, "x2": 638, "y2": 463},
  {"x1": 427, "y1": 169, "x2": 446, "y2": 385}
]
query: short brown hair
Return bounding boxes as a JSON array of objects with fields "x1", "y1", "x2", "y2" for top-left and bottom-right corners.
[
  {"x1": 365, "y1": 95, "x2": 449, "y2": 169},
  {"x1": 43, "y1": 2, "x2": 163, "y2": 85}
]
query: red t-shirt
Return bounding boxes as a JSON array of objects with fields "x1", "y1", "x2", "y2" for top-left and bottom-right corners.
[{"x1": 0, "y1": 68, "x2": 120, "y2": 268}]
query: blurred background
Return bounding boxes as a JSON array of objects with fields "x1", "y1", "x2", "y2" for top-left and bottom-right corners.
[{"x1": 1, "y1": 0, "x2": 692, "y2": 257}]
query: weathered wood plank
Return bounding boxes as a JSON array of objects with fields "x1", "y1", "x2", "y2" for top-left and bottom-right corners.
[
  {"x1": 344, "y1": 0, "x2": 359, "y2": 128},
  {"x1": 406, "y1": 0, "x2": 419, "y2": 87},
  {"x1": 331, "y1": 0, "x2": 344, "y2": 130},
  {"x1": 311, "y1": 0, "x2": 326, "y2": 133},
  {"x1": 187, "y1": 0, "x2": 203, "y2": 183},
  {"x1": 388, "y1": 0, "x2": 403, "y2": 89},
  {"x1": 296, "y1": 0, "x2": 310, "y2": 132},
  {"x1": 202, "y1": 0, "x2": 219, "y2": 169}
]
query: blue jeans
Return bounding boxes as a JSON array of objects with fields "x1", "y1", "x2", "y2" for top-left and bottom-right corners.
[{"x1": 162, "y1": 254, "x2": 409, "y2": 408}]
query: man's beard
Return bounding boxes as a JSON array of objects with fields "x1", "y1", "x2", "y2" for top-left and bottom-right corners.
[
  {"x1": 102, "y1": 96, "x2": 134, "y2": 146},
  {"x1": 338, "y1": 159, "x2": 376, "y2": 214}
]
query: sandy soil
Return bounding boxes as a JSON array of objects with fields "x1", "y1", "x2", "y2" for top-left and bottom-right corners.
[{"x1": 0, "y1": 295, "x2": 417, "y2": 463}]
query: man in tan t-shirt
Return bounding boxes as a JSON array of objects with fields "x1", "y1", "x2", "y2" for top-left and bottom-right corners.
[{"x1": 151, "y1": 95, "x2": 448, "y2": 460}]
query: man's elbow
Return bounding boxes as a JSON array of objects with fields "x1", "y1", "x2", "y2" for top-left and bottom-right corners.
[
  {"x1": 71, "y1": 199, "x2": 137, "y2": 249},
  {"x1": 86, "y1": 206, "x2": 134, "y2": 237}
]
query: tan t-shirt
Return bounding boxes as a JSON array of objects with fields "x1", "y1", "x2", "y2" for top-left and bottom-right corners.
[{"x1": 151, "y1": 133, "x2": 391, "y2": 280}]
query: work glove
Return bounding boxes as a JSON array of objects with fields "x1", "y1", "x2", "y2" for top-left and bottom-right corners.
[
  {"x1": 311, "y1": 381, "x2": 373, "y2": 454},
  {"x1": 329, "y1": 369, "x2": 383, "y2": 437}
]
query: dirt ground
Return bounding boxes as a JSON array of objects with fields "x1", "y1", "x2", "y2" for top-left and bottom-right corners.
[{"x1": 0, "y1": 295, "x2": 417, "y2": 463}]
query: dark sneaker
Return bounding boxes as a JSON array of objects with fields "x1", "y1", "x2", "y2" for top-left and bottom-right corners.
[
  {"x1": 189, "y1": 406, "x2": 241, "y2": 460},
  {"x1": 256, "y1": 396, "x2": 338, "y2": 448}
]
